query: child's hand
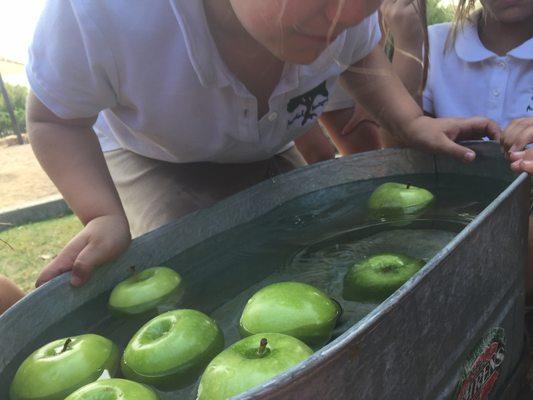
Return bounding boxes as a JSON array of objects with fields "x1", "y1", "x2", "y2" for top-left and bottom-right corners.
[
  {"x1": 509, "y1": 150, "x2": 533, "y2": 173},
  {"x1": 36, "y1": 214, "x2": 131, "y2": 287},
  {"x1": 501, "y1": 117, "x2": 533, "y2": 156},
  {"x1": 340, "y1": 107, "x2": 380, "y2": 137},
  {"x1": 400, "y1": 116, "x2": 501, "y2": 162}
]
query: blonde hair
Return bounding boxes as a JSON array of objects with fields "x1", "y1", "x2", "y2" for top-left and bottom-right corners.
[{"x1": 446, "y1": 0, "x2": 481, "y2": 50}]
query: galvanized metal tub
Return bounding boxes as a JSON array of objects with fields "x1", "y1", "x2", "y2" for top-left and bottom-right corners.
[{"x1": 0, "y1": 142, "x2": 529, "y2": 399}]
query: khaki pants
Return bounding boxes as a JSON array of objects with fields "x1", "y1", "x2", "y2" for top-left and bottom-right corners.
[{"x1": 104, "y1": 147, "x2": 307, "y2": 237}]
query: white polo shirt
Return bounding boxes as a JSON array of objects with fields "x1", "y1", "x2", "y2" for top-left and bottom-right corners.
[
  {"x1": 27, "y1": 0, "x2": 380, "y2": 163},
  {"x1": 423, "y1": 19, "x2": 533, "y2": 129}
]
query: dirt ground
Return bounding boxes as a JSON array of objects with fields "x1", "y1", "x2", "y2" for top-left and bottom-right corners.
[{"x1": 0, "y1": 143, "x2": 59, "y2": 209}]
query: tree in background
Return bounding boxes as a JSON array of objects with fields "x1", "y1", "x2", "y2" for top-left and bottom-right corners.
[
  {"x1": 0, "y1": 82, "x2": 27, "y2": 137},
  {"x1": 427, "y1": 0, "x2": 455, "y2": 25}
]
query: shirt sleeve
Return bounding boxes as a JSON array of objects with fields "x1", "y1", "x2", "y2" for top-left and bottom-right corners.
[
  {"x1": 26, "y1": 0, "x2": 118, "y2": 119},
  {"x1": 344, "y1": 12, "x2": 382, "y2": 66}
]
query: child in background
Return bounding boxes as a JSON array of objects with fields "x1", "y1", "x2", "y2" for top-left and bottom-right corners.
[
  {"x1": 390, "y1": 0, "x2": 532, "y2": 290},
  {"x1": 27, "y1": 0, "x2": 499, "y2": 287},
  {"x1": 295, "y1": 0, "x2": 428, "y2": 161},
  {"x1": 424, "y1": 0, "x2": 533, "y2": 296}
]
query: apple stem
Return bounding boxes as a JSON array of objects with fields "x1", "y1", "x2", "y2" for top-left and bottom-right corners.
[
  {"x1": 61, "y1": 338, "x2": 72, "y2": 354},
  {"x1": 257, "y1": 338, "x2": 268, "y2": 358},
  {"x1": 406, "y1": 183, "x2": 411, "y2": 189},
  {"x1": 130, "y1": 266, "x2": 141, "y2": 282}
]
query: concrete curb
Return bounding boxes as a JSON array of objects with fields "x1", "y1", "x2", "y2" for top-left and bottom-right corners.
[{"x1": 0, "y1": 195, "x2": 71, "y2": 232}]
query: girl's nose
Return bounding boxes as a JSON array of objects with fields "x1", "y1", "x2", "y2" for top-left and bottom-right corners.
[{"x1": 324, "y1": 0, "x2": 364, "y2": 27}]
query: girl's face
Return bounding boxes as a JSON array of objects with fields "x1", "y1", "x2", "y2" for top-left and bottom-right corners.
[
  {"x1": 229, "y1": 0, "x2": 383, "y2": 64},
  {"x1": 481, "y1": 0, "x2": 533, "y2": 23}
]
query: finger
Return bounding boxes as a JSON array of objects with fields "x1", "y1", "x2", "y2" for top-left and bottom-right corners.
[
  {"x1": 502, "y1": 119, "x2": 522, "y2": 151},
  {"x1": 70, "y1": 239, "x2": 118, "y2": 286},
  {"x1": 36, "y1": 233, "x2": 89, "y2": 287},
  {"x1": 450, "y1": 117, "x2": 502, "y2": 141},
  {"x1": 511, "y1": 159, "x2": 521, "y2": 172},
  {"x1": 427, "y1": 133, "x2": 476, "y2": 163},
  {"x1": 509, "y1": 151, "x2": 525, "y2": 162},
  {"x1": 509, "y1": 126, "x2": 533, "y2": 154},
  {"x1": 519, "y1": 160, "x2": 533, "y2": 174},
  {"x1": 341, "y1": 116, "x2": 359, "y2": 136},
  {"x1": 510, "y1": 148, "x2": 533, "y2": 173}
]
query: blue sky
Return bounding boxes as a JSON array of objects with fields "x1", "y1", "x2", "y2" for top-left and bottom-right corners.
[{"x1": 0, "y1": 0, "x2": 47, "y2": 63}]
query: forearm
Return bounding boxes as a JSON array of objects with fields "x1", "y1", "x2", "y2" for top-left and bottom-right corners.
[
  {"x1": 340, "y1": 46, "x2": 423, "y2": 141},
  {"x1": 390, "y1": 39, "x2": 424, "y2": 104},
  {"x1": 28, "y1": 98, "x2": 125, "y2": 225}
]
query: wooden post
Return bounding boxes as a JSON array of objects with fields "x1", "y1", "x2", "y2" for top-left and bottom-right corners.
[{"x1": 0, "y1": 72, "x2": 23, "y2": 145}]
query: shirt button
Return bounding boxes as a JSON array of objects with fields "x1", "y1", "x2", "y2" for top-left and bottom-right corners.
[
  {"x1": 268, "y1": 112, "x2": 278, "y2": 122},
  {"x1": 492, "y1": 89, "x2": 500, "y2": 97},
  {"x1": 497, "y1": 61, "x2": 506, "y2": 68}
]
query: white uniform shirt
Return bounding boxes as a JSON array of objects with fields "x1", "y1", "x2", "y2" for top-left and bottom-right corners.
[
  {"x1": 27, "y1": 0, "x2": 380, "y2": 163},
  {"x1": 423, "y1": 20, "x2": 533, "y2": 129}
]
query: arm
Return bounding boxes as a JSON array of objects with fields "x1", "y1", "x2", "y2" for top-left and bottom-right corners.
[
  {"x1": 294, "y1": 122, "x2": 336, "y2": 164},
  {"x1": 340, "y1": 46, "x2": 501, "y2": 161},
  {"x1": 0, "y1": 276, "x2": 24, "y2": 314},
  {"x1": 28, "y1": 92, "x2": 131, "y2": 286},
  {"x1": 380, "y1": 0, "x2": 425, "y2": 104},
  {"x1": 320, "y1": 107, "x2": 383, "y2": 155},
  {"x1": 326, "y1": 2, "x2": 425, "y2": 150}
]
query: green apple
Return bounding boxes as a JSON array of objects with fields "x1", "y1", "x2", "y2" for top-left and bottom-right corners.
[
  {"x1": 108, "y1": 267, "x2": 183, "y2": 316},
  {"x1": 368, "y1": 182, "x2": 434, "y2": 222},
  {"x1": 64, "y1": 379, "x2": 159, "y2": 400},
  {"x1": 10, "y1": 334, "x2": 120, "y2": 400},
  {"x1": 343, "y1": 253, "x2": 425, "y2": 302},
  {"x1": 239, "y1": 282, "x2": 341, "y2": 348},
  {"x1": 121, "y1": 309, "x2": 224, "y2": 390},
  {"x1": 197, "y1": 333, "x2": 313, "y2": 400}
]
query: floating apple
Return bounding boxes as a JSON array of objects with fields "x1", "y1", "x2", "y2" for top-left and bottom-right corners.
[
  {"x1": 108, "y1": 266, "x2": 183, "y2": 316},
  {"x1": 239, "y1": 282, "x2": 341, "y2": 348},
  {"x1": 65, "y1": 378, "x2": 159, "y2": 400},
  {"x1": 121, "y1": 309, "x2": 224, "y2": 390},
  {"x1": 368, "y1": 182, "x2": 434, "y2": 222},
  {"x1": 343, "y1": 253, "x2": 425, "y2": 302},
  {"x1": 197, "y1": 333, "x2": 313, "y2": 400},
  {"x1": 10, "y1": 334, "x2": 120, "y2": 400}
]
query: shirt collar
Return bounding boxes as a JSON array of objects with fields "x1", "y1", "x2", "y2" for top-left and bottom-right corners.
[
  {"x1": 169, "y1": 0, "x2": 230, "y2": 88},
  {"x1": 455, "y1": 12, "x2": 533, "y2": 62},
  {"x1": 508, "y1": 37, "x2": 533, "y2": 60},
  {"x1": 454, "y1": 15, "x2": 495, "y2": 62}
]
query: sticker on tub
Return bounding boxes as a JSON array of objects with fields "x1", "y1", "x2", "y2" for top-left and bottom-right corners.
[{"x1": 454, "y1": 327, "x2": 505, "y2": 400}]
